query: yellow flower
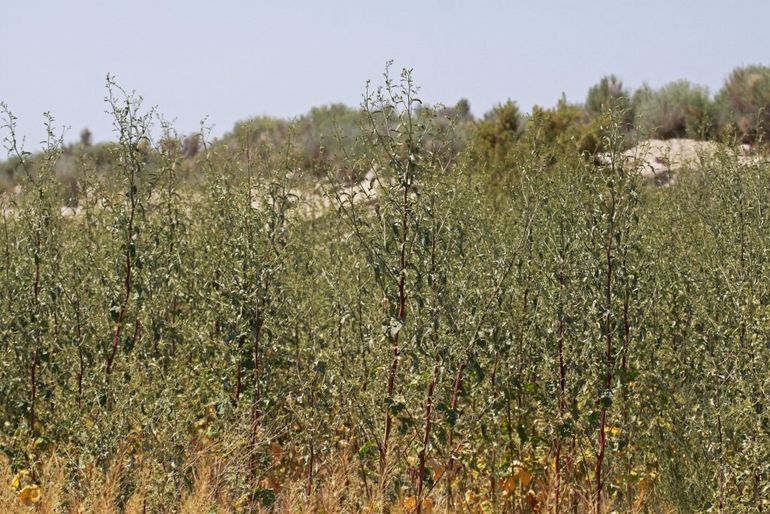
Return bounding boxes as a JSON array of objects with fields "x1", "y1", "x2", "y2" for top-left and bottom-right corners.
[
  {"x1": 11, "y1": 469, "x2": 30, "y2": 491},
  {"x1": 18, "y1": 484, "x2": 42, "y2": 506}
]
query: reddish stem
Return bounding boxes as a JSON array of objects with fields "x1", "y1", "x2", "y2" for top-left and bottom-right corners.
[{"x1": 416, "y1": 362, "x2": 439, "y2": 513}]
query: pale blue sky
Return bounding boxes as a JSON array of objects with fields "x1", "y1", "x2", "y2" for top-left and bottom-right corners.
[{"x1": 2, "y1": 0, "x2": 769, "y2": 147}]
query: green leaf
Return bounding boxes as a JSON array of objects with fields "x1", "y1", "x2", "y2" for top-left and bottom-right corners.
[
  {"x1": 384, "y1": 396, "x2": 405, "y2": 416},
  {"x1": 254, "y1": 488, "x2": 275, "y2": 507},
  {"x1": 358, "y1": 440, "x2": 378, "y2": 459}
]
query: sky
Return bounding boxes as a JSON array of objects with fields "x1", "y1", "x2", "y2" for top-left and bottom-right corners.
[{"x1": 1, "y1": 0, "x2": 769, "y2": 148}]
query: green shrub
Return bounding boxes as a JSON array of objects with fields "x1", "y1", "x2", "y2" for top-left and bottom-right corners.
[
  {"x1": 2, "y1": 66, "x2": 770, "y2": 513},
  {"x1": 633, "y1": 80, "x2": 715, "y2": 139},
  {"x1": 714, "y1": 64, "x2": 770, "y2": 144},
  {"x1": 586, "y1": 74, "x2": 634, "y2": 127},
  {"x1": 528, "y1": 98, "x2": 606, "y2": 157},
  {"x1": 474, "y1": 100, "x2": 523, "y2": 167}
]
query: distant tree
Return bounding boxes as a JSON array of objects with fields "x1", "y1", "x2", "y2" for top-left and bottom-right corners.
[
  {"x1": 475, "y1": 100, "x2": 523, "y2": 165},
  {"x1": 633, "y1": 80, "x2": 714, "y2": 139},
  {"x1": 529, "y1": 98, "x2": 605, "y2": 156},
  {"x1": 79, "y1": 127, "x2": 93, "y2": 147},
  {"x1": 181, "y1": 133, "x2": 201, "y2": 159},
  {"x1": 454, "y1": 98, "x2": 473, "y2": 121},
  {"x1": 715, "y1": 64, "x2": 770, "y2": 143},
  {"x1": 479, "y1": 100, "x2": 521, "y2": 137},
  {"x1": 586, "y1": 75, "x2": 633, "y2": 125}
]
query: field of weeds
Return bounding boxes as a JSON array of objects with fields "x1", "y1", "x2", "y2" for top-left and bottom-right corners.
[{"x1": 2, "y1": 68, "x2": 770, "y2": 513}]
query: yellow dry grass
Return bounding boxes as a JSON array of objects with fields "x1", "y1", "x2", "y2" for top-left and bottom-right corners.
[{"x1": 1, "y1": 444, "x2": 666, "y2": 514}]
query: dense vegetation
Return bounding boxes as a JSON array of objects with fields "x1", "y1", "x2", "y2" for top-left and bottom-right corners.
[
  {"x1": 1, "y1": 65, "x2": 770, "y2": 513},
  {"x1": 3, "y1": 64, "x2": 770, "y2": 197}
]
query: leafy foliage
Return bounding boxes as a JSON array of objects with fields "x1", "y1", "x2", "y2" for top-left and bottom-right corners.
[
  {"x1": 633, "y1": 80, "x2": 715, "y2": 140},
  {"x1": 715, "y1": 64, "x2": 770, "y2": 143},
  {"x1": 586, "y1": 74, "x2": 634, "y2": 127},
  {"x1": 1, "y1": 66, "x2": 770, "y2": 513}
]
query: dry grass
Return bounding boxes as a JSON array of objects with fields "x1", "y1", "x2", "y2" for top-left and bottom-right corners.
[
  {"x1": 1, "y1": 444, "x2": 667, "y2": 513},
  {"x1": 0, "y1": 416, "x2": 661, "y2": 514}
]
